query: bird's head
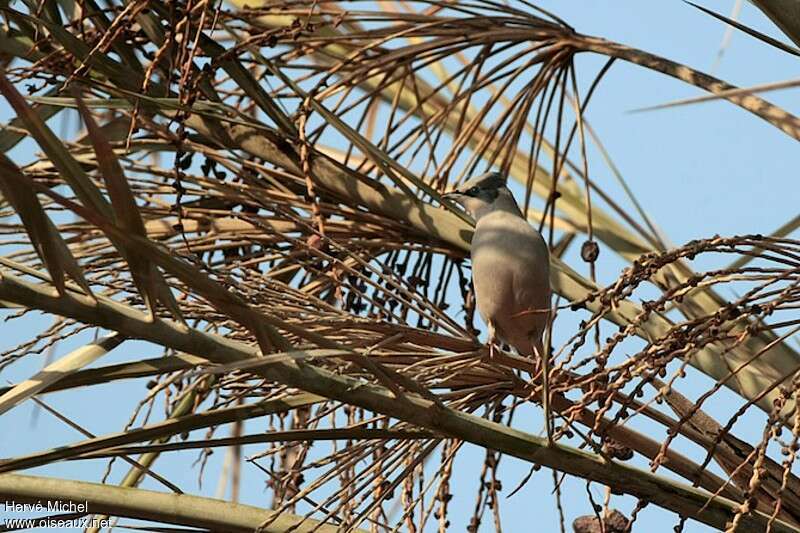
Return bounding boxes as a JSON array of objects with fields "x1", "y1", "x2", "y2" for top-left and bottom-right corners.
[{"x1": 442, "y1": 171, "x2": 513, "y2": 219}]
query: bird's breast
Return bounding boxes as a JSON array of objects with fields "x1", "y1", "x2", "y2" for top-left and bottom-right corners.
[{"x1": 470, "y1": 213, "x2": 550, "y2": 321}]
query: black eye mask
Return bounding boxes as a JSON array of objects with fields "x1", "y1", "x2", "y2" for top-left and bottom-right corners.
[{"x1": 461, "y1": 173, "x2": 505, "y2": 200}]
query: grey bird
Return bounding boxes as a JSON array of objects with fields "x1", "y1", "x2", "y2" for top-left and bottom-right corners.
[
  {"x1": 443, "y1": 171, "x2": 553, "y2": 439},
  {"x1": 443, "y1": 171, "x2": 551, "y2": 360}
]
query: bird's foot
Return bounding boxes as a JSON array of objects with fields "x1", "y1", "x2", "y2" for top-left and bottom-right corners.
[
  {"x1": 485, "y1": 320, "x2": 499, "y2": 363},
  {"x1": 488, "y1": 340, "x2": 496, "y2": 362}
]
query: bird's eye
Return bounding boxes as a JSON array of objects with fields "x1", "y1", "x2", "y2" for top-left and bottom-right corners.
[{"x1": 467, "y1": 186, "x2": 480, "y2": 196}]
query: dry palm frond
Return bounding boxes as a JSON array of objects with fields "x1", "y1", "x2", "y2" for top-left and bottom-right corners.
[{"x1": 0, "y1": 1, "x2": 799, "y2": 532}]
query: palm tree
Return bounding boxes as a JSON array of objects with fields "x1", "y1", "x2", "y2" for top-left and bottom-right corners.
[{"x1": 1, "y1": 1, "x2": 799, "y2": 531}]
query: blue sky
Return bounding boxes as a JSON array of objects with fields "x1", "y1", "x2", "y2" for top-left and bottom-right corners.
[{"x1": 1, "y1": 1, "x2": 799, "y2": 532}]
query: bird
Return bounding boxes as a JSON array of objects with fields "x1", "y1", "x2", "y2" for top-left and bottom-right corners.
[
  {"x1": 443, "y1": 171, "x2": 553, "y2": 438},
  {"x1": 443, "y1": 171, "x2": 551, "y2": 358}
]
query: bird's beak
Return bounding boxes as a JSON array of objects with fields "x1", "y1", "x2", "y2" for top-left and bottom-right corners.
[{"x1": 441, "y1": 191, "x2": 462, "y2": 202}]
